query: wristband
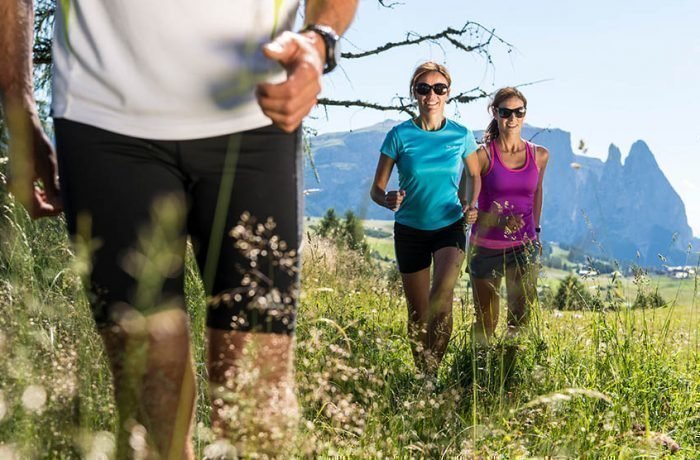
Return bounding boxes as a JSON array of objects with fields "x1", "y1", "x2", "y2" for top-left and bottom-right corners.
[{"x1": 535, "y1": 226, "x2": 541, "y2": 233}]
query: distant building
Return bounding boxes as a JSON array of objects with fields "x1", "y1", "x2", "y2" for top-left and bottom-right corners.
[
  {"x1": 577, "y1": 268, "x2": 598, "y2": 277},
  {"x1": 665, "y1": 266, "x2": 696, "y2": 279}
]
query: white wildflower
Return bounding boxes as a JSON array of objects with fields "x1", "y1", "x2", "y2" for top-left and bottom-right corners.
[
  {"x1": 86, "y1": 431, "x2": 116, "y2": 460},
  {"x1": 21, "y1": 384, "x2": 47, "y2": 413},
  {"x1": 128, "y1": 424, "x2": 148, "y2": 457},
  {"x1": 0, "y1": 445, "x2": 20, "y2": 460},
  {"x1": 203, "y1": 440, "x2": 238, "y2": 459}
]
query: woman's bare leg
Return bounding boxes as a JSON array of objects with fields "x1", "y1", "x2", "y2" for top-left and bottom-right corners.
[
  {"x1": 470, "y1": 276, "x2": 502, "y2": 345},
  {"x1": 426, "y1": 247, "x2": 465, "y2": 370},
  {"x1": 504, "y1": 263, "x2": 538, "y2": 336},
  {"x1": 400, "y1": 268, "x2": 431, "y2": 373}
]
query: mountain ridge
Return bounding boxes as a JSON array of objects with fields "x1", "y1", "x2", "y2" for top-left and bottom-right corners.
[{"x1": 304, "y1": 120, "x2": 697, "y2": 266}]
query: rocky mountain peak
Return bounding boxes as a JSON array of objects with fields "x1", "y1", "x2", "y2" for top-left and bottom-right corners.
[
  {"x1": 305, "y1": 121, "x2": 695, "y2": 266},
  {"x1": 607, "y1": 144, "x2": 622, "y2": 165},
  {"x1": 625, "y1": 140, "x2": 658, "y2": 169}
]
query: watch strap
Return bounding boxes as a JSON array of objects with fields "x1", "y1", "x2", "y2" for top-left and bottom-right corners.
[{"x1": 301, "y1": 24, "x2": 339, "y2": 74}]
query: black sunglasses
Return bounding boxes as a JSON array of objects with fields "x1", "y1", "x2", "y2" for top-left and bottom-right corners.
[
  {"x1": 497, "y1": 106, "x2": 527, "y2": 118},
  {"x1": 414, "y1": 82, "x2": 449, "y2": 96}
]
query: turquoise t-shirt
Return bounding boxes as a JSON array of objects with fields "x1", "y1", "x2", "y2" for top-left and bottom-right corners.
[{"x1": 380, "y1": 119, "x2": 478, "y2": 230}]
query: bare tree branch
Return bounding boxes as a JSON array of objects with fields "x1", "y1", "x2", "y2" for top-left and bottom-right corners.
[
  {"x1": 513, "y1": 78, "x2": 554, "y2": 90},
  {"x1": 317, "y1": 97, "x2": 417, "y2": 118},
  {"x1": 317, "y1": 81, "x2": 548, "y2": 119},
  {"x1": 447, "y1": 88, "x2": 490, "y2": 105},
  {"x1": 317, "y1": 87, "x2": 494, "y2": 116},
  {"x1": 377, "y1": 0, "x2": 403, "y2": 8},
  {"x1": 317, "y1": 21, "x2": 519, "y2": 118},
  {"x1": 341, "y1": 22, "x2": 512, "y2": 60}
]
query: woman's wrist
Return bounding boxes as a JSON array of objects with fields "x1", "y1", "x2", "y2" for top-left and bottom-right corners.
[{"x1": 374, "y1": 190, "x2": 386, "y2": 208}]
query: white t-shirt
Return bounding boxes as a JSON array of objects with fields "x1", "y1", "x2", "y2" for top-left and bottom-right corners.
[{"x1": 51, "y1": 0, "x2": 300, "y2": 140}]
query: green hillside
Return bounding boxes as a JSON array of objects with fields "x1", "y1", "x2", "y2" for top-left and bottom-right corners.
[{"x1": 0, "y1": 206, "x2": 698, "y2": 457}]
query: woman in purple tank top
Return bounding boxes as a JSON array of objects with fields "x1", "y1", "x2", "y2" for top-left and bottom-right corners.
[{"x1": 468, "y1": 87, "x2": 550, "y2": 344}]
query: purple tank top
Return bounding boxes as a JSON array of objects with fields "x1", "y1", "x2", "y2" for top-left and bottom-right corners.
[{"x1": 470, "y1": 140, "x2": 539, "y2": 249}]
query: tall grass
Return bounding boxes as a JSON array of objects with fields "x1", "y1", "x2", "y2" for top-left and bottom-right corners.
[
  {"x1": 297, "y1": 237, "x2": 699, "y2": 457},
  {"x1": 0, "y1": 195, "x2": 114, "y2": 457},
  {"x1": 0, "y1": 191, "x2": 698, "y2": 456}
]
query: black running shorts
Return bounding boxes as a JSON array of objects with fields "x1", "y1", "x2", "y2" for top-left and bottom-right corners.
[
  {"x1": 54, "y1": 119, "x2": 302, "y2": 334},
  {"x1": 467, "y1": 243, "x2": 539, "y2": 279},
  {"x1": 393, "y1": 218, "x2": 467, "y2": 274}
]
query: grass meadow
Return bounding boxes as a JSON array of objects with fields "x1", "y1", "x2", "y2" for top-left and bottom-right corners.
[{"x1": 1, "y1": 198, "x2": 699, "y2": 458}]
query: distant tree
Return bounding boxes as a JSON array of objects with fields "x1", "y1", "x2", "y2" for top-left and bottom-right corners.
[
  {"x1": 317, "y1": 208, "x2": 370, "y2": 257},
  {"x1": 590, "y1": 259, "x2": 614, "y2": 274},
  {"x1": 633, "y1": 290, "x2": 666, "y2": 309},
  {"x1": 318, "y1": 208, "x2": 341, "y2": 238},
  {"x1": 552, "y1": 274, "x2": 604, "y2": 311},
  {"x1": 343, "y1": 210, "x2": 366, "y2": 252}
]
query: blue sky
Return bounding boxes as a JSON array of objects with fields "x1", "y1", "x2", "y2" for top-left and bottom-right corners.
[{"x1": 308, "y1": 0, "x2": 700, "y2": 236}]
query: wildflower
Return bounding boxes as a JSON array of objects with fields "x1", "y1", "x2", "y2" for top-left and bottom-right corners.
[
  {"x1": 85, "y1": 431, "x2": 116, "y2": 460},
  {"x1": 0, "y1": 445, "x2": 20, "y2": 460},
  {"x1": 21, "y1": 384, "x2": 47, "y2": 413},
  {"x1": 203, "y1": 440, "x2": 237, "y2": 459},
  {"x1": 128, "y1": 424, "x2": 148, "y2": 457}
]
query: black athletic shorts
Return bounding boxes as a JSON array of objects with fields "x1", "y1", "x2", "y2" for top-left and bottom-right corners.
[
  {"x1": 467, "y1": 243, "x2": 539, "y2": 279},
  {"x1": 54, "y1": 119, "x2": 302, "y2": 334},
  {"x1": 394, "y1": 218, "x2": 467, "y2": 274}
]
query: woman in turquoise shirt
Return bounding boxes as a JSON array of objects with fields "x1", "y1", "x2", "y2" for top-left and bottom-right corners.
[{"x1": 370, "y1": 61, "x2": 480, "y2": 376}]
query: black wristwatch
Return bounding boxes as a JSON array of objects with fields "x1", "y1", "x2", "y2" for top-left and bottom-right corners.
[{"x1": 301, "y1": 24, "x2": 340, "y2": 74}]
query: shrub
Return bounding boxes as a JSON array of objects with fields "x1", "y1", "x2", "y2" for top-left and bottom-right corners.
[
  {"x1": 552, "y1": 274, "x2": 604, "y2": 311},
  {"x1": 316, "y1": 208, "x2": 370, "y2": 257},
  {"x1": 632, "y1": 290, "x2": 666, "y2": 309}
]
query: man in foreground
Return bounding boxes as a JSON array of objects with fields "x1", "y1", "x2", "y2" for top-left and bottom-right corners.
[{"x1": 0, "y1": 0, "x2": 357, "y2": 456}]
